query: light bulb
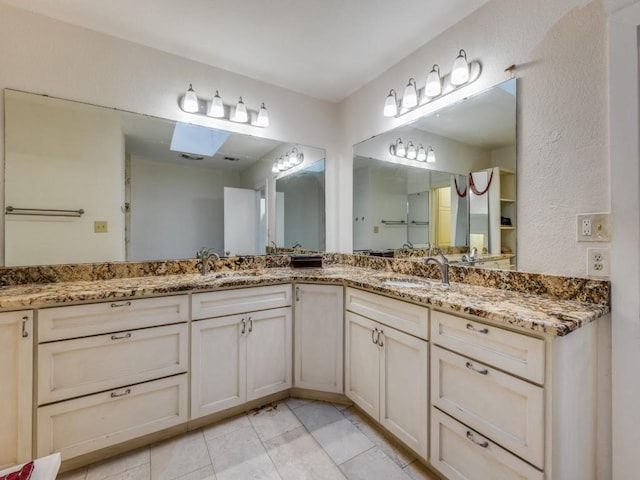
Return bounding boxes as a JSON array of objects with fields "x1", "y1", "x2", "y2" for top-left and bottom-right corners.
[
  {"x1": 182, "y1": 84, "x2": 199, "y2": 113},
  {"x1": 417, "y1": 144, "x2": 427, "y2": 162},
  {"x1": 383, "y1": 89, "x2": 398, "y2": 117},
  {"x1": 451, "y1": 49, "x2": 470, "y2": 86},
  {"x1": 425, "y1": 64, "x2": 442, "y2": 97},
  {"x1": 208, "y1": 90, "x2": 224, "y2": 118},
  {"x1": 402, "y1": 78, "x2": 418, "y2": 109},
  {"x1": 426, "y1": 146, "x2": 436, "y2": 163},
  {"x1": 233, "y1": 97, "x2": 248, "y2": 122},
  {"x1": 256, "y1": 102, "x2": 269, "y2": 127},
  {"x1": 406, "y1": 141, "x2": 417, "y2": 160},
  {"x1": 394, "y1": 138, "x2": 406, "y2": 157}
]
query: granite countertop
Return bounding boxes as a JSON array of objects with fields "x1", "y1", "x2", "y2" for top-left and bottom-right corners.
[{"x1": 0, "y1": 265, "x2": 608, "y2": 337}]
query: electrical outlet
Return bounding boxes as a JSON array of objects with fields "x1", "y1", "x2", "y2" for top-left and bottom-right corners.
[
  {"x1": 577, "y1": 213, "x2": 610, "y2": 242},
  {"x1": 94, "y1": 221, "x2": 108, "y2": 233},
  {"x1": 587, "y1": 247, "x2": 610, "y2": 277}
]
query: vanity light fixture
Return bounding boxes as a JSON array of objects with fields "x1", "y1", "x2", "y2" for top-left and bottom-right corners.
[
  {"x1": 233, "y1": 97, "x2": 248, "y2": 123},
  {"x1": 426, "y1": 146, "x2": 436, "y2": 163},
  {"x1": 383, "y1": 89, "x2": 399, "y2": 117},
  {"x1": 256, "y1": 103, "x2": 269, "y2": 127},
  {"x1": 389, "y1": 138, "x2": 406, "y2": 157},
  {"x1": 406, "y1": 141, "x2": 417, "y2": 160},
  {"x1": 416, "y1": 144, "x2": 427, "y2": 161},
  {"x1": 402, "y1": 78, "x2": 418, "y2": 109},
  {"x1": 425, "y1": 64, "x2": 442, "y2": 97},
  {"x1": 451, "y1": 49, "x2": 470, "y2": 86},
  {"x1": 272, "y1": 147, "x2": 304, "y2": 174},
  {"x1": 179, "y1": 84, "x2": 269, "y2": 128},
  {"x1": 288, "y1": 147, "x2": 304, "y2": 166},
  {"x1": 382, "y1": 49, "x2": 481, "y2": 118},
  {"x1": 182, "y1": 84, "x2": 199, "y2": 113},
  {"x1": 208, "y1": 90, "x2": 225, "y2": 118}
]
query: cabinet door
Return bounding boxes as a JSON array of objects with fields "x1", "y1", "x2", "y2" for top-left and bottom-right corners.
[
  {"x1": 191, "y1": 314, "x2": 246, "y2": 418},
  {"x1": 0, "y1": 311, "x2": 33, "y2": 470},
  {"x1": 344, "y1": 312, "x2": 380, "y2": 420},
  {"x1": 246, "y1": 307, "x2": 292, "y2": 401},
  {"x1": 379, "y1": 326, "x2": 428, "y2": 460},
  {"x1": 294, "y1": 284, "x2": 344, "y2": 393}
]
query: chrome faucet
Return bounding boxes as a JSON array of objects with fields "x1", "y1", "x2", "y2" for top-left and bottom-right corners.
[
  {"x1": 292, "y1": 242, "x2": 302, "y2": 249},
  {"x1": 425, "y1": 251, "x2": 450, "y2": 286},
  {"x1": 195, "y1": 247, "x2": 219, "y2": 275},
  {"x1": 402, "y1": 241, "x2": 413, "y2": 250}
]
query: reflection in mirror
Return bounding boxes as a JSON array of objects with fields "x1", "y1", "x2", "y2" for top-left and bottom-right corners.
[
  {"x1": 275, "y1": 159, "x2": 325, "y2": 252},
  {"x1": 353, "y1": 79, "x2": 516, "y2": 269},
  {"x1": 4, "y1": 90, "x2": 326, "y2": 266}
]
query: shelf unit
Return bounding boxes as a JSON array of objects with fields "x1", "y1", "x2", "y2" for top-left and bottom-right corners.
[{"x1": 489, "y1": 167, "x2": 516, "y2": 268}]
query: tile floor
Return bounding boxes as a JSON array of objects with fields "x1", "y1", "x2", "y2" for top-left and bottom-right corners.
[{"x1": 57, "y1": 398, "x2": 442, "y2": 480}]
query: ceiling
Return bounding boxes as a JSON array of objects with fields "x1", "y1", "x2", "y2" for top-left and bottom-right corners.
[{"x1": 1, "y1": 0, "x2": 489, "y2": 102}]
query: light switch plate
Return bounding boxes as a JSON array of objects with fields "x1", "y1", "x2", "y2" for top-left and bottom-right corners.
[{"x1": 577, "y1": 213, "x2": 610, "y2": 242}]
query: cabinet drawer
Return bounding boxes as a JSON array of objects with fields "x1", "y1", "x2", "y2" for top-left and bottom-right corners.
[
  {"x1": 38, "y1": 295, "x2": 189, "y2": 342},
  {"x1": 38, "y1": 323, "x2": 188, "y2": 404},
  {"x1": 37, "y1": 374, "x2": 188, "y2": 460},
  {"x1": 431, "y1": 408, "x2": 543, "y2": 480},
  {"x1": 431, "y1": 310, "x2": 545, "y2": 384},
  {"x1": 192, "y1": 284, "x2": 292, "y2": 320},
  {"x1": 345, "y1": 287, "x2": 428, "y2": 340},
  {"x1": 431, "y1": 346, "x2": 544, "y2": 468}
]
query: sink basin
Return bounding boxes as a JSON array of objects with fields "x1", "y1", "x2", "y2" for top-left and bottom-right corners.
[{"x1": 382, "y1": 279, "x2": 431, "y2": 288}]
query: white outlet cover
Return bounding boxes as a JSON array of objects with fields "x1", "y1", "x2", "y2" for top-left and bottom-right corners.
[
  {"x1": 587, "y1": 247, "x2": 610, "y2": 277},
  {"x1": 577, "y1": 213, "x2": 610, "y2": 242}
]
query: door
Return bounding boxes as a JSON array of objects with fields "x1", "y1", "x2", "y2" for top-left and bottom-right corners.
[
  {"x1": 0, "y1": 311, "x2": 32, "y2": 469},
  {"x1": 345, "y1": 312, "x2": 380, "y2": 420},
  {"x1": 191, "y1": 314, "x2": 246, "y2": 418},
  {"x1": 436, "y1": 187, "x2": 452, "y2": 247},
  {"x1": 224, "y1": 186, "x2": 259, "y2": 256},
  {"x1": 246, "y1": 307, "x2": 292, "y2": 401},
  {"x1": 294, "y1": 284, "x2": 344, "y2": 393},
  {"x1": 379, "y1": 325, "x2": 429, "y2": 459}
]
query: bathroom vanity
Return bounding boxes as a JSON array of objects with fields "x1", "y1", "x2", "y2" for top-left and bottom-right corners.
[{"x1": 0, "y1": 260, "x2": 608, "y2": 479}]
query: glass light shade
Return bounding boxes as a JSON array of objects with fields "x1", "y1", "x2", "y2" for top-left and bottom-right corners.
[
  {"x1": 256, "y1": 102, "x2": 269, "y2": 127},
  {"x1": 208, "y1": 90, "x2": 224, "y2": 118},
  {"x1": 182, "y1": 84, "x2": 199, "y2": 113},
  {"x1": 402, "y1": 78, "x2": 418, "y2": 108},
  {"x1": 283, "y1": 156, "x2": 291, "y2": 169},
  {"x1": 383, "y1": 89, "x2": 398, "y2": 117},
  {"x1": 426, "y1": 146, "x2": 436, "y2": 163},
  {"x1": 277, "y1": 157, "x2": 285, "y2": 171},
  {"x1": 425, "y1": 65, "x2": 442, "y2": 97},
  {"x1": 416, "y1": 144, "x2": 427, "y2": 162},
  {"x1": 271, "y1": 162, "x2": 279, "y2": 173},
  {"x1": 233, "y1": 97, "x2": 248, "y2": 122},
  {"x1": 451, "y1": 50, "x2": 470, "y2": 86},
  {"x1": 406, "y1": 141, "x2": 417, "y2": 160},
  {"x1": 289, "y1": 148, "x2": 302, "y2": 166},
  {"x1": 394, "y1": 138, "x2": 406, "y2": 157}
]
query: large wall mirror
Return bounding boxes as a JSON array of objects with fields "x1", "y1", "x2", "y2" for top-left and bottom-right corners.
[
  {"x1": 4, "y1": 89, "x2": 326, "y2": 266},
  {"x1": 353, "y1": 79, "x2": 516, "y2": 269}
]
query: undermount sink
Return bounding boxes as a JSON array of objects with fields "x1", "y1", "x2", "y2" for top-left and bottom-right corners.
[{"x1": 382, "y1": 279, "x2": 432, "y2": 288}]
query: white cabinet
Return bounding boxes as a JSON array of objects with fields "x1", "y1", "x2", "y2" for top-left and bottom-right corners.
[
  {"x1": 293, "y1": 284, "x2": 344, "y2": 393},
  {"x1": 344, "y1": 288, "x2": 428, "y2": 460},
  {"x1": 36, "y1": 296, "x2": 189, "y2": 461},
  {"x1": 0, "y1": 311, "x2": 33, "y2": 470},
  {"x1": 191, "y1": 285, "x2": 292, "y2": 419}
]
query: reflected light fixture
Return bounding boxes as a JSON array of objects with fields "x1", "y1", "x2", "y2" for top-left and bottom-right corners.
[
  {"x1": 233, "y1": 97, "x2": 248, "y2": 123},
  {"x1": 389, "y1": 138, "x2": 406, "y2": 157},
  {"x1": 383, "y1": 89, "x2": 399, "y2": 117},
  {"x1": 425, "y1": 64, "x2": 442, "y2": 97},
  {"x1": 426, "y1": 146, "x2": 436, "y2": 163},
  {"x1": 272, "y1": 147, "x2": 304, "y2": 174},
  {"x1": 256, "y1": 103, "x2": 269, "y2": 127},
  {"x1": 402, "y1": 78, "x2": 418, "y2": 108},
  {"x1": 208, "y1": 90, "x2": 225, "y2": 118},
  {"x1": 416, "y1": 144, "x2": 427, "y2": 162},
  {"x1": 182, "y1": 84, "x2": 199, "y2": 113},
  {"x1": 451, "y1": 49, "x2": 470, "y2": 86},
  {"x1": 406, "y1": 141, "x2": 417, "y2": 160},
  {"x1": 288, "y1": 147, "x2": 304, "y2": 166}
]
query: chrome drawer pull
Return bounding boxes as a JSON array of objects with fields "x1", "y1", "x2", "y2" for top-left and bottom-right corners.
[
  {"x1": 111, "y1": 301, "x2": 132, "y2": 308},
  {"x1": 21, "y1": 315, "x2": 29, "y2": 338},
  {"x1": 110, "y1": 388, "x2": 131, "y2": 398},
  {"x1": 241, "y1": 318, "x2": 246, "y2": 334},
  {"x1": 465, "y1": 361, "x2": 488, "y2": 375},
  {"x1": 248, "y1": 316, "x2": 253, "y2": 333},
  {"x1": 296, "y1": 286, "x2": 300, "y2": 302},
  {"x1": 377, "y1": 330, "x2": 384, "y2": 347},
  {"x1": 110, "y1": 332, "x2": 132, "y2": 340},
  {"x1": 466, "y1": 323, "x2": 489, "y2": 334},
  {"x1": 371, "y1": 328, "x2": 378, "y2": 344},
  {"x1": 466, "y1": 431, "x2": 489, "y2": 448}
]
